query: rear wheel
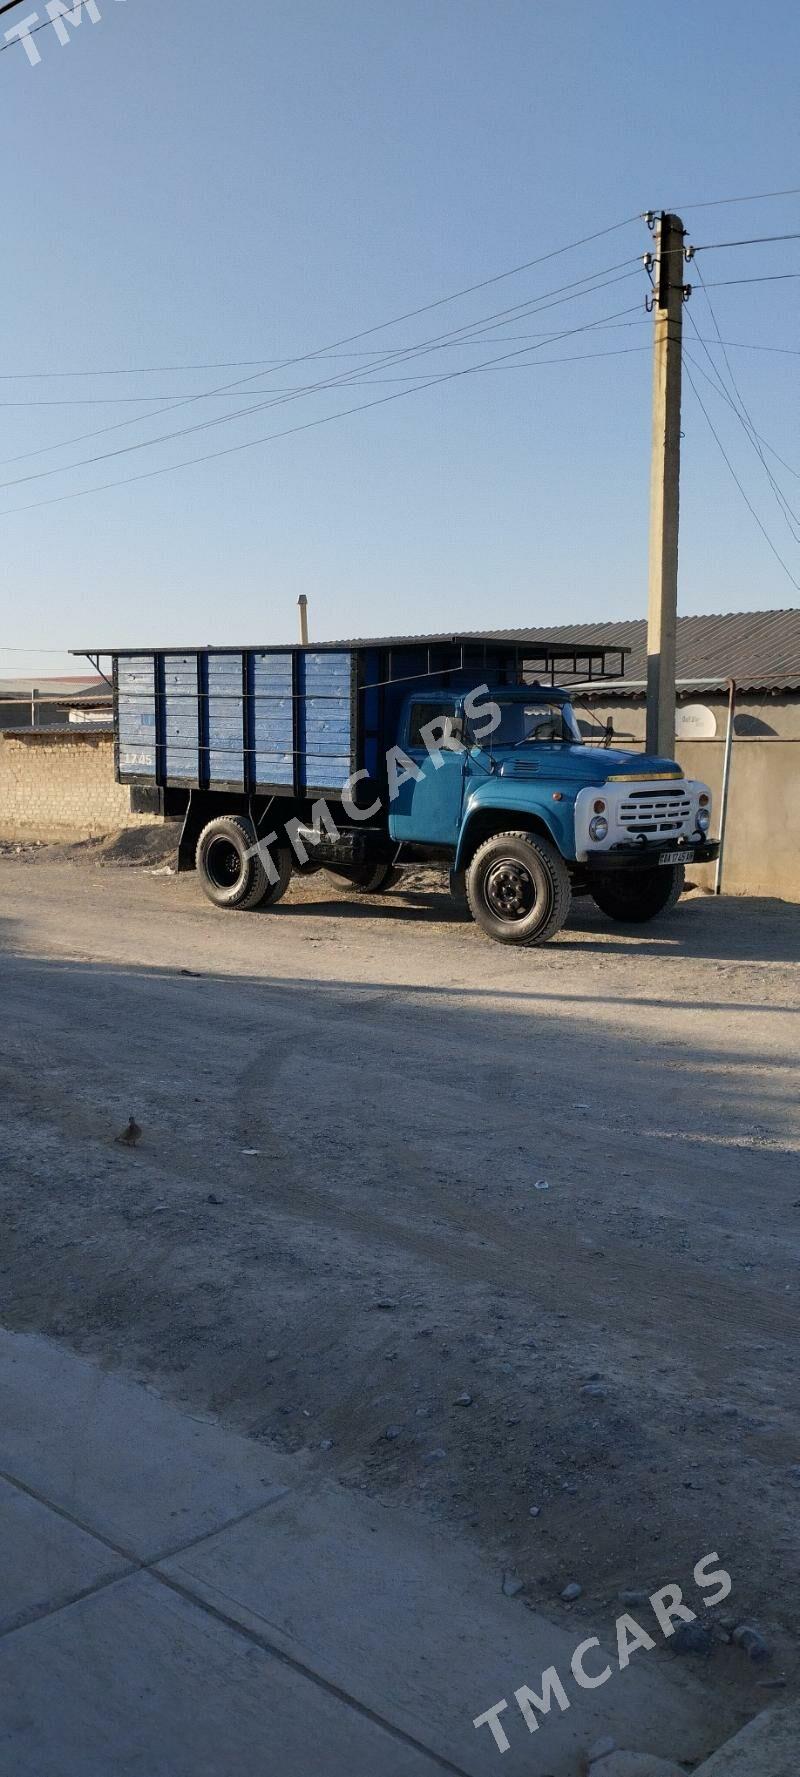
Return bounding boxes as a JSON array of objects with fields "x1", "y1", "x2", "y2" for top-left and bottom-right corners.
[
  {"x1": 590, "y1": 863, "x2": 684, "y2": 923},
  {"x1": 465, "y1": 831, "x2": 571, "y2": 946},
  {"x1": 323, "y1": 864, "x2": 400, "y2": 894},
  {"x1": 195, "y1": 816, "x2": 292, "y2": 910}
]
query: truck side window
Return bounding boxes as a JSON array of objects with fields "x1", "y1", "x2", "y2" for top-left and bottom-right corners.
[{"x1": 408, "y1": 700, "x2": 457, "y2": 748}]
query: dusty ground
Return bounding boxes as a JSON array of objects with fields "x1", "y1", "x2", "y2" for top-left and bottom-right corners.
[{"x1": 0, "y1": 842, "x2": 797, "y2": 1740}]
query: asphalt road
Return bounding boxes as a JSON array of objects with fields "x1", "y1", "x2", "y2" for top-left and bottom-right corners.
[{"x1": 1, "y1": 855, "x2": 798, "y2": 1733}]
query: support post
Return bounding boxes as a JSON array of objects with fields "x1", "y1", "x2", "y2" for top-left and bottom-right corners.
[
  {"x1": 714, "y1": 678, "x2": 736, "y2": 895},
  {"x1": 646, "y1": 212, "x2": 686, "y2": 758}
]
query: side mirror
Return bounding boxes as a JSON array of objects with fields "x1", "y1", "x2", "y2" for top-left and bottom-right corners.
[{"x1": 448, "y1": 715, "x2": 466, "y2": 745}]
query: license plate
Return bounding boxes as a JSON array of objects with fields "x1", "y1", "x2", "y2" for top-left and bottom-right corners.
[{"x1": 659, "y1": 848, "x2": 693, "y2": 866}]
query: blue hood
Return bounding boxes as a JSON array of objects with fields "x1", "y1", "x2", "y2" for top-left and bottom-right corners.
[{"x1": 489, "y1": 743, "x2": 681, "y2": 786}]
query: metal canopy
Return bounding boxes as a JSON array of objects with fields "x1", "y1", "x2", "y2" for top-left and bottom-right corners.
[{"x1": 73, "y1": 632, "x2": 629, "y2": 683}]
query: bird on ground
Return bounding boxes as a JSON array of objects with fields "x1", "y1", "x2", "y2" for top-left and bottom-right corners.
[{"x1": 114, "y1": 1116, "x2": 143, "y2": 1148}]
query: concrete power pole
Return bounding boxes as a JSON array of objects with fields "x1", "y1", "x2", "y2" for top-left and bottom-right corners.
[
  {"x1": 645, "y1": 212, "x2": 686, "y2": 758},
  {"x1": 297, "y1": 594, "x2": 309, "y2": 645}
]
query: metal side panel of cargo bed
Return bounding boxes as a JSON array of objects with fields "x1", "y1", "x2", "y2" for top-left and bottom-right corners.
[
  {"x1": 114, "y1": 648, "x2": 358, "y2": 798},
  {"x1": 106, "y1": 632, "x2": 630, "y2": 801}
]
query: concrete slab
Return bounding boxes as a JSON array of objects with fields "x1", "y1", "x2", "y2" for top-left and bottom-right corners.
[
  {"x1": 159, "y1": 1480, "x2": 727, "y2": 1777},
  {"x1": 0, "y1": 1570, "x2": 446, "y2": 1777},
  {"x1": 0, "y1": 1475, "x2": 131, "y2": 1635},
  {"x1": 695, "y1": 1704, "x2": 800, "y2": 1775},
  {"x1": 0, "y1": 1330, "x2": 292, "y2": 1558}
]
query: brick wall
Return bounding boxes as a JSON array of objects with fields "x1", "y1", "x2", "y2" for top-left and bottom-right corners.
[{"x1": 0, "y1": 729, "x2": 156, "y2": 842}]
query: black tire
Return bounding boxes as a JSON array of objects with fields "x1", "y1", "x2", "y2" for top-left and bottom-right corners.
[
  {"x1": 590, "y1": 863, "x2": 684, "y2": 923},
  {"x1": 465, "y1": 830, "x2": 571, "y2": 947},
  {"x1": 195, "y1": 816, "x2": 292, "y2": 910},
  {"x1": 323, "y1": 864, "x2": 400, "y2": 894}
]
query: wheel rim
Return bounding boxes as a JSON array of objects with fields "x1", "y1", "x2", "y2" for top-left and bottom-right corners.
[
  {"x1": 483, "y1": 856, "x2": 541, "y2": 922},
  {"x1": 206, "y1": 836, "x2": 244, "y2": 890}
]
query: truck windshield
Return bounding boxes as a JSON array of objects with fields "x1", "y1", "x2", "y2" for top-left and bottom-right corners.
[{"x1": 484, "y1": 701, "x2": 582, "y2": 746}]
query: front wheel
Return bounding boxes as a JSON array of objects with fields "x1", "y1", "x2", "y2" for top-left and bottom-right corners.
[
  {"x1": 590, "y1": 863, "x2": 684, "y2": 923},
  {"x1": 323, "y1": 864, "x2": 400, "y2": 894},
  {"x1": 465, "y1": 831, "x2": 571, "y2": 946},
  {"x1": 195, "y1": 816, "x2": 292, "y2": 910}
]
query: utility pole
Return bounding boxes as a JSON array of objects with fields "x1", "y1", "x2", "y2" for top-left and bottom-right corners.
[
  {"x1": 645, "y1": 212, "x2": 686, "y2": 758},
  {"x1": 297, "y1": 594, "x2": 309, "y2": 645}
]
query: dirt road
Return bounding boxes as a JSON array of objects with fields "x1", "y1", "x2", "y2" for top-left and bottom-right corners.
[{"x1": 1, "y1": 851, "x2": 797, "y2": 1733}]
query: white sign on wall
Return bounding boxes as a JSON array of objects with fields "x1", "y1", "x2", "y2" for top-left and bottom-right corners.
[{"x1": 675, "y1": 703, "x2": 717, "y2": 740}]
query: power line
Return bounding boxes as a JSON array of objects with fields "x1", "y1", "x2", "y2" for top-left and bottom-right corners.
[
  {"x1": 686, "y1": 320, "x2": 799, "y2": 532},
  {"x1": 684, "y1": 347, "x2": 800, "y2": 484},
  {"x1": 0, "y1": 394, "x2": 308, "y2": 407},
  {"x1": 684, "y1": 364, "x2": 800, "y2": 595},
  {"x1": 0, "y1": 319, "x2": 653, "y2": 382},
  {"x1": 0, "y1": 347, "x2": 650, "y2": 401},
  {"x1": 688, "y1": 343, "x2": 800, "y2": 541},
  {"x1": 673, "y1": 185, "x2": 800, "y2": 210},
  {"x1": 0, "y1": 267, "x2": 644, "y2": 491},
  {"x1": 0, "y1": 281, "x2": 641, "y2": 492},
  {"x1": 698, "y1": 272, "x2": 800, "y2": 288},
  {"x1": 0, "y1": 270, "x2": 643, "y2": 485},
  {"x1": 52, "y1": 218, "x2": 642, "y2": 432},
  {"x1": 8, "y1": 320, "x2": 794, "y2": 403},
  {"x1": 0, "y1": 301, "x2": 641, "y2": 519},
  {"x1": 0, "y1": 8, "x2": 69, "y2": 50},
  {"x1": 0, "y1": 361, "x2": 307, "y2": 379},
  {"x1": 0, "y1": 344, "x2": 654, "y2": 402},
  {"x1": 0, "y1": 250, "x2": 645, "y2": 484},
  {"x1": 0, "y1": 223, "x2": 643, "y2": 481},
  {"x1": 689, "y1": 336, "x2": 800, "y2": 357},
  {"x1": 693, "y1": 232, "x2": 800, "y2": 250},
  {"x1": 130, "y1": 263, "x2": 646, "y2": 443},
  {"x1": 0, "y1": 212, "x2": 645, "y2": 488},
  {"x1": 0, "y1": 322, "x2": 649, "y2": 469},
  {"x1": 688, "y1": 263, "x2": 800, "y2": 539}
]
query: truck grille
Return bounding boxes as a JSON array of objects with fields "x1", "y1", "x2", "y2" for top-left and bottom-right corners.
[{"x1": 619, "y1": 787, "x2": 692, "y2": 837}]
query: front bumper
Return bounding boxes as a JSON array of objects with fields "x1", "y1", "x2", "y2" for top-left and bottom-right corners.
[{"x1": 583, "y1": 837, "x2": 720, "y2": 873}]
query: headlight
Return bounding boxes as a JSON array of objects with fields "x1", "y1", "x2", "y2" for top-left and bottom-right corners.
[
  {"x1": 589, "y1": 815, "x2": 609, "y2": 842},
  {"x1": 695, "y1": 807, "x2": 710, "y2": 833}
]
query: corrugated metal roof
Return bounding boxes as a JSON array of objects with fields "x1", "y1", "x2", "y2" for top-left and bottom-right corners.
[
  {"x1": 72, "y1": 610, "x2": 799, "y2": 693},
  {"x1": 0, "y1": 676, "x2": 106, "y2": 697},
  {"x1": 483, "y1": 608, "x2": 800, "y2": 693}
]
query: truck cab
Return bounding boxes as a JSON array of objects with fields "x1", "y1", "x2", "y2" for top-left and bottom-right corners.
[{"x1": 388, "y1": 683, "x2": 719, "y2": 945}]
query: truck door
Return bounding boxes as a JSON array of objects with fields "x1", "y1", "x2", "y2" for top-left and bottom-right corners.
[{"x1": 388, "y1": 696, "x2": 465, "y2": 843}]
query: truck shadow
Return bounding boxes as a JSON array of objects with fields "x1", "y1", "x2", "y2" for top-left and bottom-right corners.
[
  {"x1": 259, "y1": 886, "x2": 469, "y2": 926},
  {"x1": 262, "y1": 882, "x2": 800, "y2": 966},
  {"x1": 563, "y1": 893, "x2": 800, "y2": 963}
]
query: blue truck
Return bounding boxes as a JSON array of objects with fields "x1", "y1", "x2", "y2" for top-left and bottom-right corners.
[{"x1": 86, "y1": 631, "x2": 719, "y2": 947}]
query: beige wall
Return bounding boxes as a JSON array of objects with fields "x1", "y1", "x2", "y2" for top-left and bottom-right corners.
[
  {"x1": 579, "y1": 693, "x2": 800, "y2": 745},
  {"x1": 0, "y1": 730, "x2": 154, "y2": 843},
  {"x1": 674, "y1": 738, "x2": 798, "y2": 900},
  {"x1": 574, "y1": 692, "x2": 799, "y2": 901}
]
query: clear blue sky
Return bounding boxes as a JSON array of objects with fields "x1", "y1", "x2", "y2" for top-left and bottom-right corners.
[{"x1": 1, "y1": 0, "x2": 798, "y2": 675}]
